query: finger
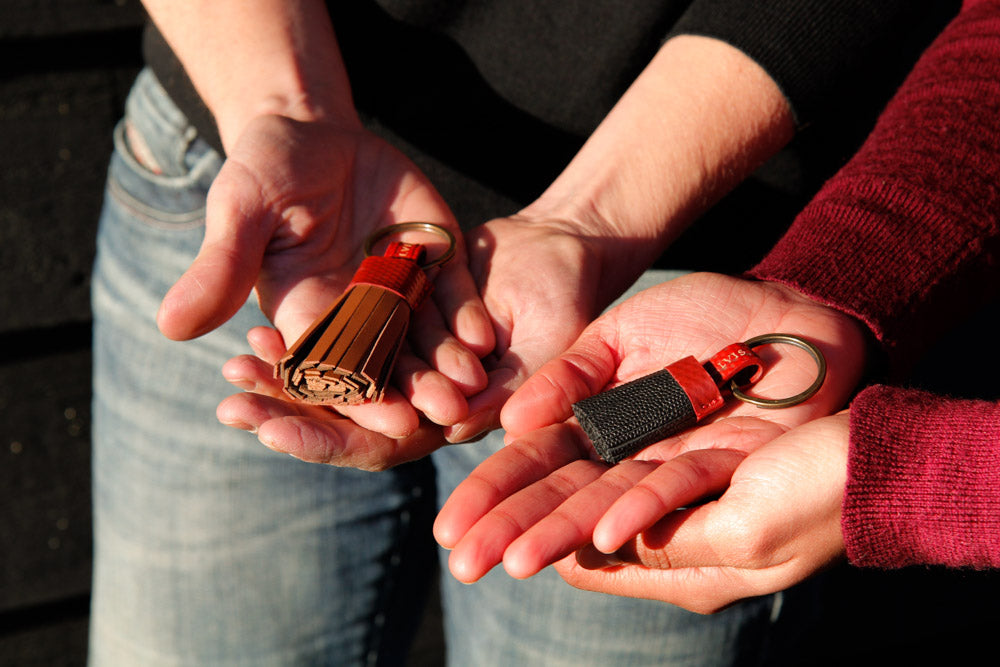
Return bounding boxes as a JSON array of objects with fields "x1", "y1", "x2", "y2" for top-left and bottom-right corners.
[
  {"x1": 443, "y1": 364, "x2": 523, "y2": 443},
  {"x1": 261, "y1": 414, "x2": 444, "y2": 470},
  {"x1": 592, "y1": 449, "x2": 746, "y2": 554},
  {"x1": 226, "y1": 390, "x2": 445, "y2": 469},
  {"x1": 221, "y1": 354, "x2": 287, "y2": 399},
  {"x1": 501, "y1": 459, "x2": 660, "y2": 579},
  {"x1": 555, "y1": 553, "x2": 767, "y2": 615},
  {"x1": 447, "y1": 458, "x2": 606, "y2": 584},
  {"x1": 157, "y1": 162, "x2": 273, "y2": 340},
  {"x1": 392, "y1": 351, "x2": 470, "y2": 426},
  {"x1": 500, "y1": 340, "x2": 617, "y2": 439},
  {"x1": 246, "y1": 326, "x2": 287, "y2": 364},
  {"x1": 591, "y1": 490, "x2": 759, "y2": 576},
  {"x1": 433, "y1": 422, "x2": 592, "y2": 548},
  {"x1": 432, "y1": 260, "x2": 496, "y2": 358},
  {"x1": 632, "y1": 416, "x2": 787, "y2": 461},
  {"x1": 446, "y1": 324, "x2": 585, "y2": 443},
  {"x1": 331, "y1": 387, "x2": 422, "y2": 439},
  {"x1": 217, "y1": 389, "x2": 319, "y2": 434},
  {"x1": 407, "y1": 301, "x2": 488, "y2": 396}
]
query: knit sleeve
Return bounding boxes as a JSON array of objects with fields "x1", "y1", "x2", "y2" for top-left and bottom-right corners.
[
  {"x1": 844, "y1": 385, "x2": 1000, "y2": 568},
  {"x1": 748, "y1": 1, "x2": 1000, "y2": 376},
  {"x1": 668, "y1": 0, "x2": 958, "y2": 127}
]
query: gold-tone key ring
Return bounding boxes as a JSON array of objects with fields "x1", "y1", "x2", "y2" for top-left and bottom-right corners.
[
  {"x1": 730, "y1": 333, "x2": 827, "y2": 409},
  {"x1": 364, "y1": 222, "x2": 456, "y2": 270}
]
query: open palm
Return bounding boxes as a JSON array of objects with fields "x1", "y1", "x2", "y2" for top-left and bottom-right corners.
[
  {"x1": 161, "y1": 114, "x2": 493, "y2": 437},
  {"x1": 434, "y1": 273, "x2": 866, "y2": 583}
]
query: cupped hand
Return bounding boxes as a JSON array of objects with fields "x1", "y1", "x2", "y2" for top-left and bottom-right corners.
[
  {"x1": 559, "y1": 413, "x2": 850, "y2": 614},
  {"x1": 158, "y1": 114, "x2": 494, "y2": 437},
  {"x1": 217, "y1": 325, "x2": 456, "y2": 470},
  {"x1": 217, "y1": 204, "x2": 644, "y2": 466},
  {"x1": 434, "y1": 273, "x2": 867, "y2": 583}
]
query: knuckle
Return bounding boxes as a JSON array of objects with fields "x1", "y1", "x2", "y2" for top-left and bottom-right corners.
[{"x1": 712, "y1": 511, "x2": 774, "y2": 569}]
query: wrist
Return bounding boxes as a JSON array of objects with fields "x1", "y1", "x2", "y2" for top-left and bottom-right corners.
[
  {"x1": 213, "y1": 84, "x2": 360, "y2": 152},
  {"x1": 526, "y1": 35, "x2": 793, "y2": 269},
  {"x1": 142, "y1": 0, "x2": 360, "y2": 151},
  {"x1": 507, "y1": 203, "x2": 660, "y2": 308}
]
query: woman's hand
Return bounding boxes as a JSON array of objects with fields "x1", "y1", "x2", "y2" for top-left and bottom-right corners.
[
  {"x1": 434, "y1": 273, "x2": 865, "y2": 586},
  {"x1": 558, "y1": 414, "x2": 850, "y2": 614}
]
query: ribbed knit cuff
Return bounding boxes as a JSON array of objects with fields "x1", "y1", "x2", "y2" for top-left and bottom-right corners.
[
  {"x1": 747, "y1": 176, "x2": 964, "y2": 376},
  {"x1": 844, "y1": 385, "x2": 1000, "y2": 569}
]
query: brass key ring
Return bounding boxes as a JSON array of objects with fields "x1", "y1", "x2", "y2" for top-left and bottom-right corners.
[
  {"x1": 731, "y1": 333, "x2": 827, "y2": 409},
  {"x1": 364, "y1": 222, "x2": 456, "y2": 270}
]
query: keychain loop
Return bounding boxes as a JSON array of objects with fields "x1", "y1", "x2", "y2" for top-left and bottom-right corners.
[
  {"x1": 730, "y1": 333, "x2": 827, "y2": 409},
  {"x1": 364, "y1": 222, "x2": 456, "y2": 270}
]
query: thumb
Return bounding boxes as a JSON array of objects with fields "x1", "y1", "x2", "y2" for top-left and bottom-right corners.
[
  {"x1": 157, "y1": 162, "x2": 273, "y2": 340},
  {"x1": 500, "y1": 336, "x2": 617, "y2": 438}
]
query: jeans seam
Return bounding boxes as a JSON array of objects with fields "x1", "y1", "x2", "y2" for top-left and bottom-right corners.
[{"x1": 106, "y1": 175, "x2": 206, "y2": 230}]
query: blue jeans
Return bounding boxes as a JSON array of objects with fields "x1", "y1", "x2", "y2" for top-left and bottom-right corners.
[{"x1": 89, "y1": 69, "x2": 791, "y2": 666}]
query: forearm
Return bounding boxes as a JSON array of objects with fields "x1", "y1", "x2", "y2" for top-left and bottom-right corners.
[
  {"x1": 749, "y1": 2, "x2": 1000, "y2": 375},
  {"x1": 142, "y1": 0, "x2": 358, "y2": 150},
  {"x1": 523, "y1": 35, "x2": 794, "y2": 295}
]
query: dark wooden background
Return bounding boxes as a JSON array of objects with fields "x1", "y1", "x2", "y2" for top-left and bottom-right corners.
[
  {"x1": 3, "y1": 1, "x2": 1000, "y2": 665},
  {"x1": 1, "y1": 1, "x2": 145, "y2": 663}
]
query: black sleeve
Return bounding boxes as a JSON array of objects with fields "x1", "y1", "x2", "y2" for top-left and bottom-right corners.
[
  {"x1": 142, "y1": 23, "x2": 224, "y2": 156},
  {"x1": 668, "y1": 0, "x2": 960, "y2": 127}
]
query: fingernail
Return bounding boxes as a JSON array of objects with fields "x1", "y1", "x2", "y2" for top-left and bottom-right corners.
[
  {"x1": 220, "y1": 418, "x2": 257, "y2": 435},
  {"x1": 247, "y1": 339, "x2": 268, "y2": 360},
  {"x1": 445, "y1": 410, "x2": 497, "y2": 443},
  {"x1": 257, "y1": 432, "x2": 278, "y2": 450}
]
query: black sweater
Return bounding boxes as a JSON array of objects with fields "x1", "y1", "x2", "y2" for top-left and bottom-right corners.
[{"x1": 143, "y1": 0, "x2": 957, "y2": 258}]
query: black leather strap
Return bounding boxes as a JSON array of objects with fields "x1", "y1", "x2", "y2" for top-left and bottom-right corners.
[{"x1": 572, "y1": 369, "x2": 696, "y2": 464}]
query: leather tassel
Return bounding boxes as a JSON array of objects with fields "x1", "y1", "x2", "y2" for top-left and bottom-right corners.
[{"x1": 276, "y1": 238, "x2": 435, "y2": 405}]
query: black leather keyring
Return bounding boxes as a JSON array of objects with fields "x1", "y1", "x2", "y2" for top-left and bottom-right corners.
[{"x1": 572, "y1": 334, "x2": 826, "y2": 463}]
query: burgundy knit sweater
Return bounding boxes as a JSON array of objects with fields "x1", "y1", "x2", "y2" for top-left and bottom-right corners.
[{"x1": 749, "y1": 0, "x2": 1000, "y2": 569}]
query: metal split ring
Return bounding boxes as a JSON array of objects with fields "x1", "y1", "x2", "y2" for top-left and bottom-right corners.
[
  {"x1": 730, "y1": 333, "x2": 827, "y2": 409},
  {"x1": 364, "y1": 222, "x2": 456, "y2": 270}
]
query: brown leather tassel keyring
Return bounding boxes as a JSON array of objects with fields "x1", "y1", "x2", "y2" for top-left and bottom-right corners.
[{"x1": 275, "y1": 222, "x2": 456, "y2": 405}]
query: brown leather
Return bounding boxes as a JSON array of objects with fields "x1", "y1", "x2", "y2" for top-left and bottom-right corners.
[{"x1": 276, "y1": 283, "x2": 413, "y2": 405}]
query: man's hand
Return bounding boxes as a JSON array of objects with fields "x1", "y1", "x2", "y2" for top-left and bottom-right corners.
[{"x1": 165, "y1": 115, "x2": 493, "y2": 437}]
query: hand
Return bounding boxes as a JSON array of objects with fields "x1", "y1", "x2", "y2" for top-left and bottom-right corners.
[
  {"x1": 217, "y1": 325, "x2": 455, "y2": 470},
  {"x1": 160, "y1": 115, "x2": 494, "y2": 437},
  {"x1": 434, "y1": 273, "x2": 866, "y2": 583},
  {"x1": 216, "y1": 209, "x2": 625, "y2": 465},
  {"x1": 560, "y1": 413, "x2": 850, "y2": 614},
  {"x1": 443, "y1": 214, "x2": 620, "y2": 442}
]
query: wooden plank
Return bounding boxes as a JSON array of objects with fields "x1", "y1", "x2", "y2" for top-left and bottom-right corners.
[
  {"x1": 0, "y1": 346, "x2": 92, "y2": 613},
  {"x1": 0, "y1": 65, "x2": 140, "y2": 334},
  {"x1": 1, "y1": 0, "x2": 146, "y2": 38}
]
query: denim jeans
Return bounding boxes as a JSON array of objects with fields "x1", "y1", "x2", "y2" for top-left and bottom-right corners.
[{"x1": 89, "y1": 68, "x2": 789, "y2": 666}]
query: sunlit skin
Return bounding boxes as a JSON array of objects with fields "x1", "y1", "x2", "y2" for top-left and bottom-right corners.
[
  {"x1": 213, "y1": 32, "x2": 799, "y2": 464},
  {"x1": 433, "y1": 274, "x2": 865, "y2": 613},
  {"x1": 145, "y1": 0, "x2": 494, "y2": 439}
]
